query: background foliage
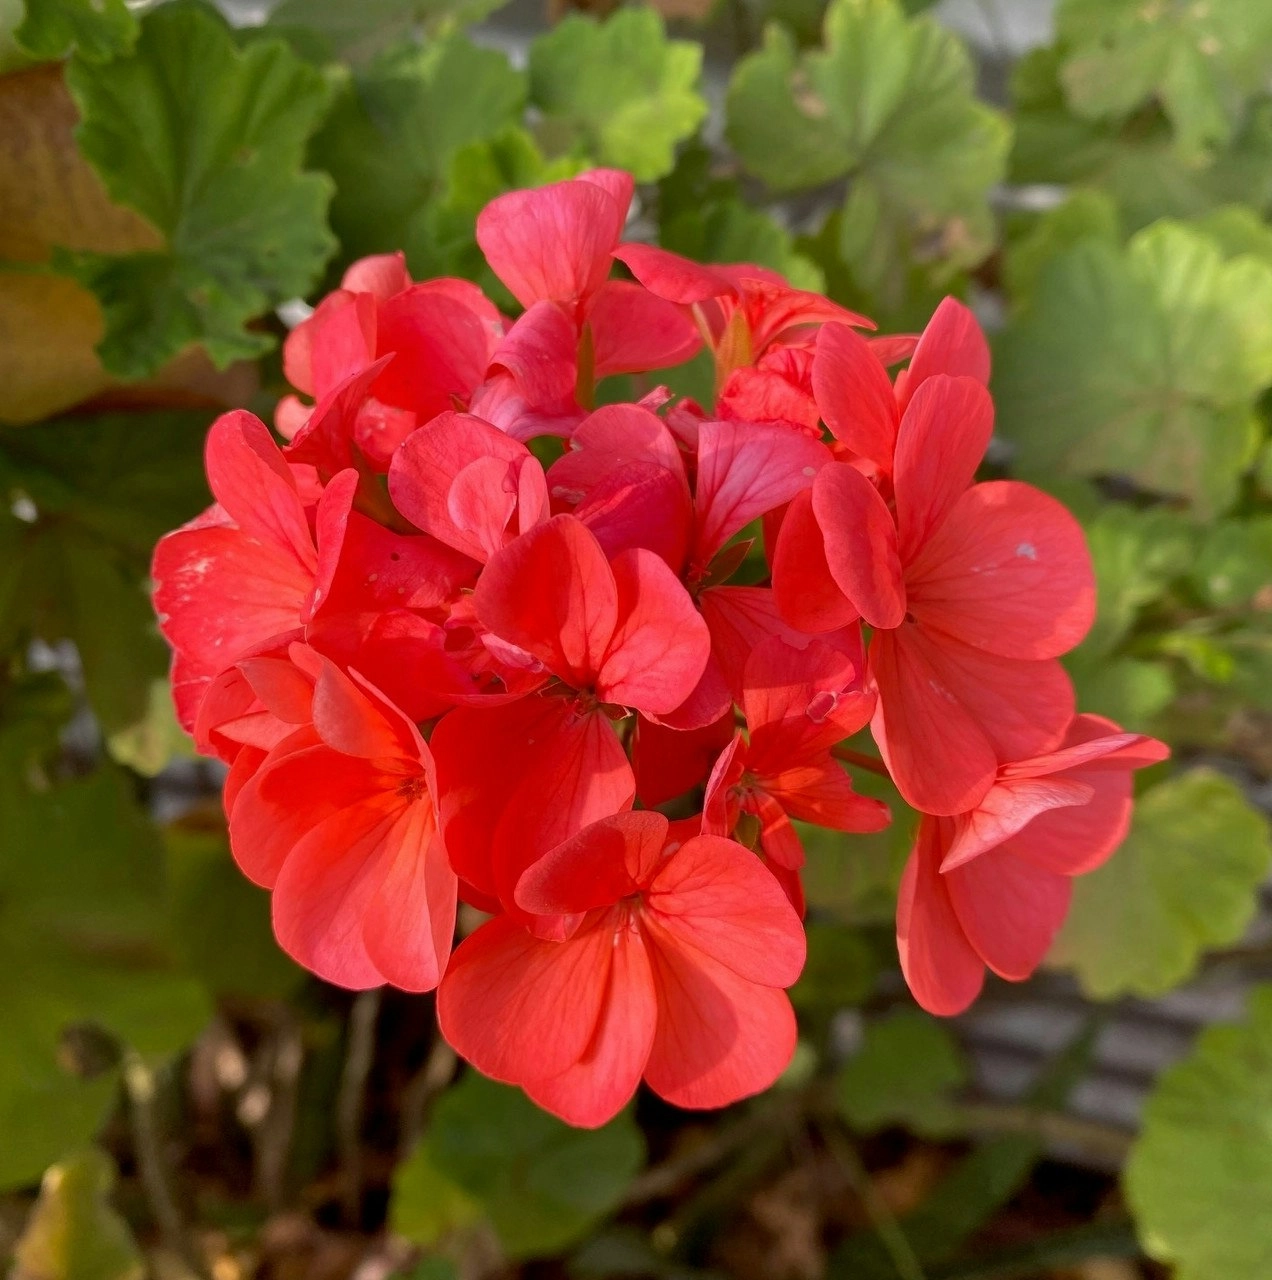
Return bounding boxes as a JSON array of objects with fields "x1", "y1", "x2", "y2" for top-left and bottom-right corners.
[{"x1": 1, "y1": 0, "x2": 1271, "y2": 1275}]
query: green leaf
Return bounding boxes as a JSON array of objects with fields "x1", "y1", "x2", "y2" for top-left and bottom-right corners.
[
  {"x1": 1003, "y1": 189, "x2": 1121, "y2": 306},
  {"x1": 1055, "y1": 0, "x2": 1272, "y2": 159},
  {"x1": 164, "y1": 824, "x2": 303, "y2": 1001},
  {"x1": 725, "y1": 0, "x2": 1008, "y2": 298},
  {"x1": 313, "y1": 34, "x2": 525, "y2": 264},
  {"x1": 1126, "y1": 984, "x2": 1272, "y2": 1280},
  {"x1": 12, "y1": 1149, "x2": 143, "y2": 1280},
  {"x1": 995, "y1": 220, "x2": 1272, "y2": 516},
  {"x1": 392, "y1": 1072, "x2": 645, "y2": 1258},
  {"x1": 266, "y1": 0, "x2": 509, "y2": 63},
  {"x1": 838, "y1": 1010, "x2": 968, "y2": 1138},
  {"x1": 1051, "y1": 769, "x2": 1272, "y2": 999},
  {"x1": 61, "y1": 2, "x2": 335, "y2": 377},
  {"x1": 1189, "y1": 517, "x2": 1272, "y2": 609},
  {"x1": 405, "y1": 126, "x2": 583, "y2": 294},
  {"x1": 0, "y1": 410, "x2": 210, "y2": 732},
  {"x1": 0, "y1": 750, "x2": 210, "y2": 1189},
  {"x1": 528, "y1": 9, "x2": 707, "y2": 182},
  {"x1": 106, "y1": 679, "x2": 195, "y2": 777},
  {"x1": 1077, "y1": 504, "x2": 1195, "y2": 657},
  {"x1": 1010, "y1": 49, "x2": 1272, "y2": 235},
  {"x1": 1066, "y1": 655, "x2": 1175, "y2": 734},
  {"x1": 790, "y1": 922, "x2": 877, "y2": 1011},
  {"x1": 15, "y1": 0, "x2": 136, "y2": 62}
]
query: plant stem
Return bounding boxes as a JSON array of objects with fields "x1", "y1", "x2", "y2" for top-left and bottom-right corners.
[
  {"x1": 121, "y1": 1048, "x2": 209, "y2": 1279},
  {"x1": 953, "y1": 1103, "x2": 1134, "y2": 1165},
  {"x1": 336, "y1": 988, "x2": 382, "y2": 1225},
  {"x1": 831, "y1": 744, "x2": 892, "y2": 777},
  {"x1": 820, "y1": 1122, "x2": 928, "y2": 1280},
  {"x1": 926, "y1": 1219, "x2": 1141, "y2": 1280}
]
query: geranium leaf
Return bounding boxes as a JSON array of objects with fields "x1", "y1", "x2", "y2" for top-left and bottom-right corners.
[
  {"x1": 1010, "y1": 48, "x2": 1272, "y2": 234},
  {"x1": 1056, "y1": 0, "x2": 1272, "y2": 159},
  {"x1": 15, "y1": 0, "x2": 136, "y2": 63},
  {"x1": 60, "y1": 3, "x2": 335, "y2": 378},
  {"x1": 1126, "y1": 984, "x2": 1272, "y2": 1280},
  {"x1": 528, "y1": 8, "x2": 707, "y2": 182},
  {"x1": 725, "y1": 0, "x2": 1007, "y2": 298},
  {"x1": 994, "y1": 220, "x2": 1272, "y2": 517},
  {"x1": 392, "y1": 1072, "x2": 644, "y2": 1258},
  {"x1": 312, "y1": 34, "x2": 525, "y2": 264},
  {"x1": 1050, "y1": 770, "x2": 1272, "y2": 999}
]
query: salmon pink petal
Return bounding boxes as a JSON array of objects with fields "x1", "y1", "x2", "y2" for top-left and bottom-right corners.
[
  {"x1": 285, "y1": 357, "x2": 392, "y2": 474},
  {"x1": 574, "y1": 462, "x2": 692, "y2": 570},
  {"x1": 634, "y1": 712, "x2": 735, "y2": 807},
  {"x1": 362, "y1": 808, "x2": 455, "y2": 992},
  {"x1": 941, "y1": 776, "x2": 1096, "y2": 871},
  {"x1": 869, "y1": 628, "x2": 999, "y2": 816},
  {"x1": 892, "y1": 375, "x2": 994, "y2": 559},
  {"x1": 286, "y1": 290, "x2": 377, "y2": 399},
  {"x1": 886, "y1": 622, "x2": 1075, "y2": 761},
  {"x1": 907, "y1": 481, "x2": 1096, "y2": 660},
  {"x1": 153, "y1": 525, "x2": 314, "y2": 730},
  {"x1": 589, "y1": 280, "x2": 702, "y2": 377},
  {"x1": 372, "y1": 286, "x2": 493, "y2": 419},
  {"x1": 813, "y1": 323, "x2": 899, "y2": 468},
  {"x1": 389, "y1": 411, "x2": 543, "y2": 563},
  {"x1": 648, "y1": 653, "x2": 733, "y2": 732},
  {"x1": 478, "y1": 178, "x2": 625, "y2": 308},
  {"x1": 228, "y1": 742, "x2": 371, "y2": 887},
  {"x1": 812, "y1": 462, "x2": 905, "y2": 630},
  {"x1": 205, "y1": 411, "x2": 315, "y2": 568},
  {"x1": 642, "y1": 923, "x2": 798, "y2": 1110},
  {"x1": 613, "y1": 242, "x2": 733, "y2": 304},
  {"x1": 944, "y1": 847, "x2": 1071, "y2": 981},
  {"x1": 341, "y1": 250, "x2": 411, "y2": 299},
  {"x1": 579, "y1": 167, "x2": 635, "y2": 211},
  {"x1": 523, "y1": 925, "x2": 657, "y2": 1128},
  {"x1": 475, "y1": 515, "x2": 618, "y2": 689},
  {"x1": 743, "y1": 634, "x2": 873, "y2": 761},
  {"x1": 599, "y1": 548, "x2": 711, "y2": 714},
  {"x1": 270, "y1": 801, "x2": 406, "y2": 989},
  {"x1": 487, "y1": 300, "x2": 580, "y2": 411},
  {"x1": 770, "y1": 489, "x2": 859, "y2": 634},
  {"x1": 698, "y1": 585, "x2": 810, "y2": 697},
  {"x1": 646, "y1": 835, "x2": 806, "y2": 986},
  {"x1": 310, "y1": 660, "x2": 421, "y2": 761},
  {"x1": 551, "y1": 403, "x2": 686, "y2": 494},
  {"x1": 692, "y1": 420, "x2": 831, "y2": 568},
  {"x1": 491, "y1": 710, "x2": 636, "y2": 911},
  {"x1": 437, "y1": 914, "x2": 615, "y2": 1083},
  {"x1": 763, "y1": 760, "x2": 891, "y2": 835},
  {"x1": 894, "y1": 296, "x2": 990, "y2": 413},
  {"x1": 896, "y1": 819, "x2": 985, "y2": 1015},
  {"x1": 701, "y1": 732, "x2": 747, "y2": 839},
  {"x1": 516, "y1": 811, "x2": 669, "y2": 915},
  {"x1": 751, "y1": 791, "x2": 807, "y2": 870}
]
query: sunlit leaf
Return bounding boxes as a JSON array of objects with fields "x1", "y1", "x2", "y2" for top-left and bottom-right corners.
[
  {"x1": 1056, "y1": 0, "x2": 1272, "y2": 159},
  {"x1": 529, "y1": 9, "x2": 707, "y2": 182},
  {"x1": 1051, "y1": 770, "x2": 1272, "y2": 998},
  {"x1": 1127, "y1": 984, "x2": 1272, "y2": 1280},
  {"x1": 725, "y1": 0, "x2": 1007, "y2": 299},
  {"x1": 995, "y1": 220, "x2": 1272, "y2": 516}
]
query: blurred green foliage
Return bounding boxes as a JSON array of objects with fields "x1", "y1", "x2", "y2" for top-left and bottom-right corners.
[{"x1": 2, "y1": 0, "x2": 1272, "y2": 1273}]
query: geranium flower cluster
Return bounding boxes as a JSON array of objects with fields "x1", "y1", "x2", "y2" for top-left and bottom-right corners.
[{"x1": 152, "y1": 170, "x2": 1167, "y2": 1127}]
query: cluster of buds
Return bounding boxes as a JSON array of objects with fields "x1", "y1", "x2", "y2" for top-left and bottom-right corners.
[{"x1": 153, "y1": 170, "x2": 1166, "y2": 1127}]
